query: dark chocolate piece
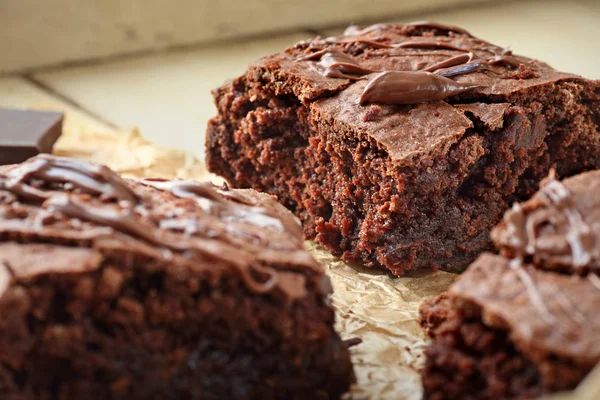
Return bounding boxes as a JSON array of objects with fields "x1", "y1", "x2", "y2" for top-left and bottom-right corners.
[
  {"x1": 206, "y1": 22, "x2": 600, "y2": 275},
  {"x1": 0, "y1": 155, "x2": 354, "y2": 399},
  {"x1": 421, "y1": 254, "x2": 600, "y2": 400},
  {"x1": 0, "y1": 108, "x2": 63, "y2": 165}
]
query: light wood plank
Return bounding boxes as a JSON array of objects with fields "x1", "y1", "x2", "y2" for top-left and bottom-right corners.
[
  {"x1": 1, "y1": 0, "x2": 490, "y2": 73},
  {"x1": 33, "y1": 33, "x2": 312, "y2": 158}
]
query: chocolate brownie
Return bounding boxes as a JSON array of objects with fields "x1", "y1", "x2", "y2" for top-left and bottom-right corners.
[
  {"x1": 492, "y1": 170, "x2": 600, "y2": 275},
  {"x1": 206, "y1": 21, "x2": 600, "y2": 275},
  {"x1": 421, "y1": 254, "x2": 600, "y2": 400},
  {"x1": 0, "y1": 155, "x2": 353, "y2": 399}
]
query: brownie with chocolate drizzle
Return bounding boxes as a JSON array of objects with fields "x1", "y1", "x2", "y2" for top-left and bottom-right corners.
[
  {"x1": 420, "y1": 170, "x2": 600, "y2": 399},
  {"x1": 206, "y1": 21, "x2": 600, "y2": 275},
  {"x1": 0, "y1": 155, "x2": 353, "y2": 399},
  {"x1": 491, "y1": 170, "x2": 600, "y2": 275}
]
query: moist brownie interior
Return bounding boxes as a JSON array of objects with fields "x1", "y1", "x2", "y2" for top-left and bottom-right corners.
[
  {"x1": 420, "y1": 254, "x2": 600, "y2": 400},
  {"x1": 0, "y1": 155, "x2": 353, "y2": 400},
  {"x1": 206, "y1": 22, "x2": 600, "y2": 275}
]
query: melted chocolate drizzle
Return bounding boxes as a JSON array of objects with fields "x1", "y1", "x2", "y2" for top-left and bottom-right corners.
[
  {"x1": 496, "y1": 176, "x2": 596, "y2": 270},
  {"x1": 0, "y1": 155, "x2": 314, "y2": 300},
  {"x1": 316, "y1": 50, "x2": 376, "y2": 80},
  {"x1": 343, "y1": 21, "x2": 472, "y2": 37},
  {"x1": 4, "y1": 155, "x2": 139, "y2": 204},
  {"x1": 488, "y1": 54, "x2": 525, "y2": 69},
  {"x1": 141, "y1": 178, "x2": 302, "y2": 237},
  {"x1": 435, "y1": 60, "x2": 495, "y2": 78},
  {"x1": 422, "y1": 53, "x2": 473, "y2": 72},
  {"x1": 359, "y1": 71, "x2": 480, "y2": 106}
]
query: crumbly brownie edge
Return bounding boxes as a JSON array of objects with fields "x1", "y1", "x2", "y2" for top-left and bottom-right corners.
[
  {"x1": 0, "y1": 245, "x2": 353, "y2": 400},
  {"x1": 420, "y1": 293, "x2": 587, "y2": 400}
]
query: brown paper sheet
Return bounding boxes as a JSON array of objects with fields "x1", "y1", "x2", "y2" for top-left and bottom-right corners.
[{"x1": 56, "y1": 126, "x2": 599, "y2": 400}]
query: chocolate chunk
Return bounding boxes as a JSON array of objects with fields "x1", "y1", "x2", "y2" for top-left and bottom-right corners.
[{"x1": 0, "y1": 108, "x2": 63, "y2": 165}]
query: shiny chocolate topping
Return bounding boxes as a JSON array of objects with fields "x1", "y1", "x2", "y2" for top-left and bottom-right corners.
[
  {"x1": 394, "y1": 40, "x2": 471, "y2": 52},
  {"x1": 0, "y1": 155, "x2": 319, "y2": 300},
  {"x1": 493, "y1": 175, "x2": 596, "y2": 271},
  {"x1": 141, "y1": 178, "x2": 303, "y2": 237},
  {"x1": 359, "y1": 71, "x2": 480, "y2": 105},
  {"x1": 435, "y1": 60, "x2": 494, "y2": 78},
  {"x1": 422, "y1": 53, "x2": 473, "y2": 72},
  {"x1": 343, "y1": 21, "x2": 472, "y2": 37},
  {"x1": 315, "y1": 50, "x2": 376, "y2": 80},
  {"x1": 488, "y1": 54, "x2": 526, "y2": 69}
]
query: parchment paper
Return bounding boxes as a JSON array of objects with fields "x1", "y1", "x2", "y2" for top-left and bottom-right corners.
[{"x1": 55, "y1": 125, "x2": 600, "y2": 400}]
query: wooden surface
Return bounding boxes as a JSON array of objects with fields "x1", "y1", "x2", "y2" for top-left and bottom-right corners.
[{"x1": 0, "y1": 0, "x2": 490, "y2": 73}]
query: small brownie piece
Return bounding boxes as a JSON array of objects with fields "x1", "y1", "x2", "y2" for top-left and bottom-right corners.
[
  {"x1": 492, "y1": 170, "x2": 600, "y2": 275},
  {"x1": 421, "y1": 254, "x2": 600, "y2": 400},
  {"x1": 0, "y1": 155, "x2": 353, "y2": 399},
  {"x1": 0, "y1": 108, "x2": 63, "y2": 165},
  {"x1": 206, "y1": 22, "x2": 600, "y2": 275}
]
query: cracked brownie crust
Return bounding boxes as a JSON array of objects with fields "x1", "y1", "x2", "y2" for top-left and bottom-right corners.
[
  {"x1": 0, "y1": 155, "x2": 353, "y2": 400},
  {"x1": 206, "y1": 22, "x2": 600, "y2": 275}
]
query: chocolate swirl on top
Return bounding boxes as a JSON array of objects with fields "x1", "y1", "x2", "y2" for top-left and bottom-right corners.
[
  {"x1": 488, "y1": 54, "x2": 525, "y2": 69},
  {"x1": 359, "y1": 71, "x2": 480, "y2": 106},
  {"x1": 434, "y1": 60, "x2": 495, "y2": 78},
  {"x1": 141, "y1": 178, "x2": 303, "y2": 238},
  {"x1": 492, "y1": 176, "x2": 596, "y2": 271},
  {"x1": 302, "y1": 50, "x2": 376, "y2": 80},
  {"x1": 0, "y1": 155, "x2": 319, "y2": 300},
  {"x1": 3, "y1": 154, "x2": 139, "y2": 204}
]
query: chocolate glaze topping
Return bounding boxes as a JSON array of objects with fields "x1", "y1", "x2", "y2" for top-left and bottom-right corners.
[
  {"x1": 394, "y1": 40, "x2": 471, "y2": 52},
  {"x1": 359, "y1": 71, "x2": 480, "y2": 105},
  {"x1": 316, "y1": 50, "x2": 376, "y2": 80},
  {"x1": 2, "y1": 154, "x2": 139, "y2": 204},
  {"x1": 488, "y1": 54, "x2": 526, "y2": 69},
  {"x1": 422, "y1": 53, "x2": 473, "y2": 72},
  {"x1": 0, "y1": 155, "x2": 320, "y2": 300}
]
